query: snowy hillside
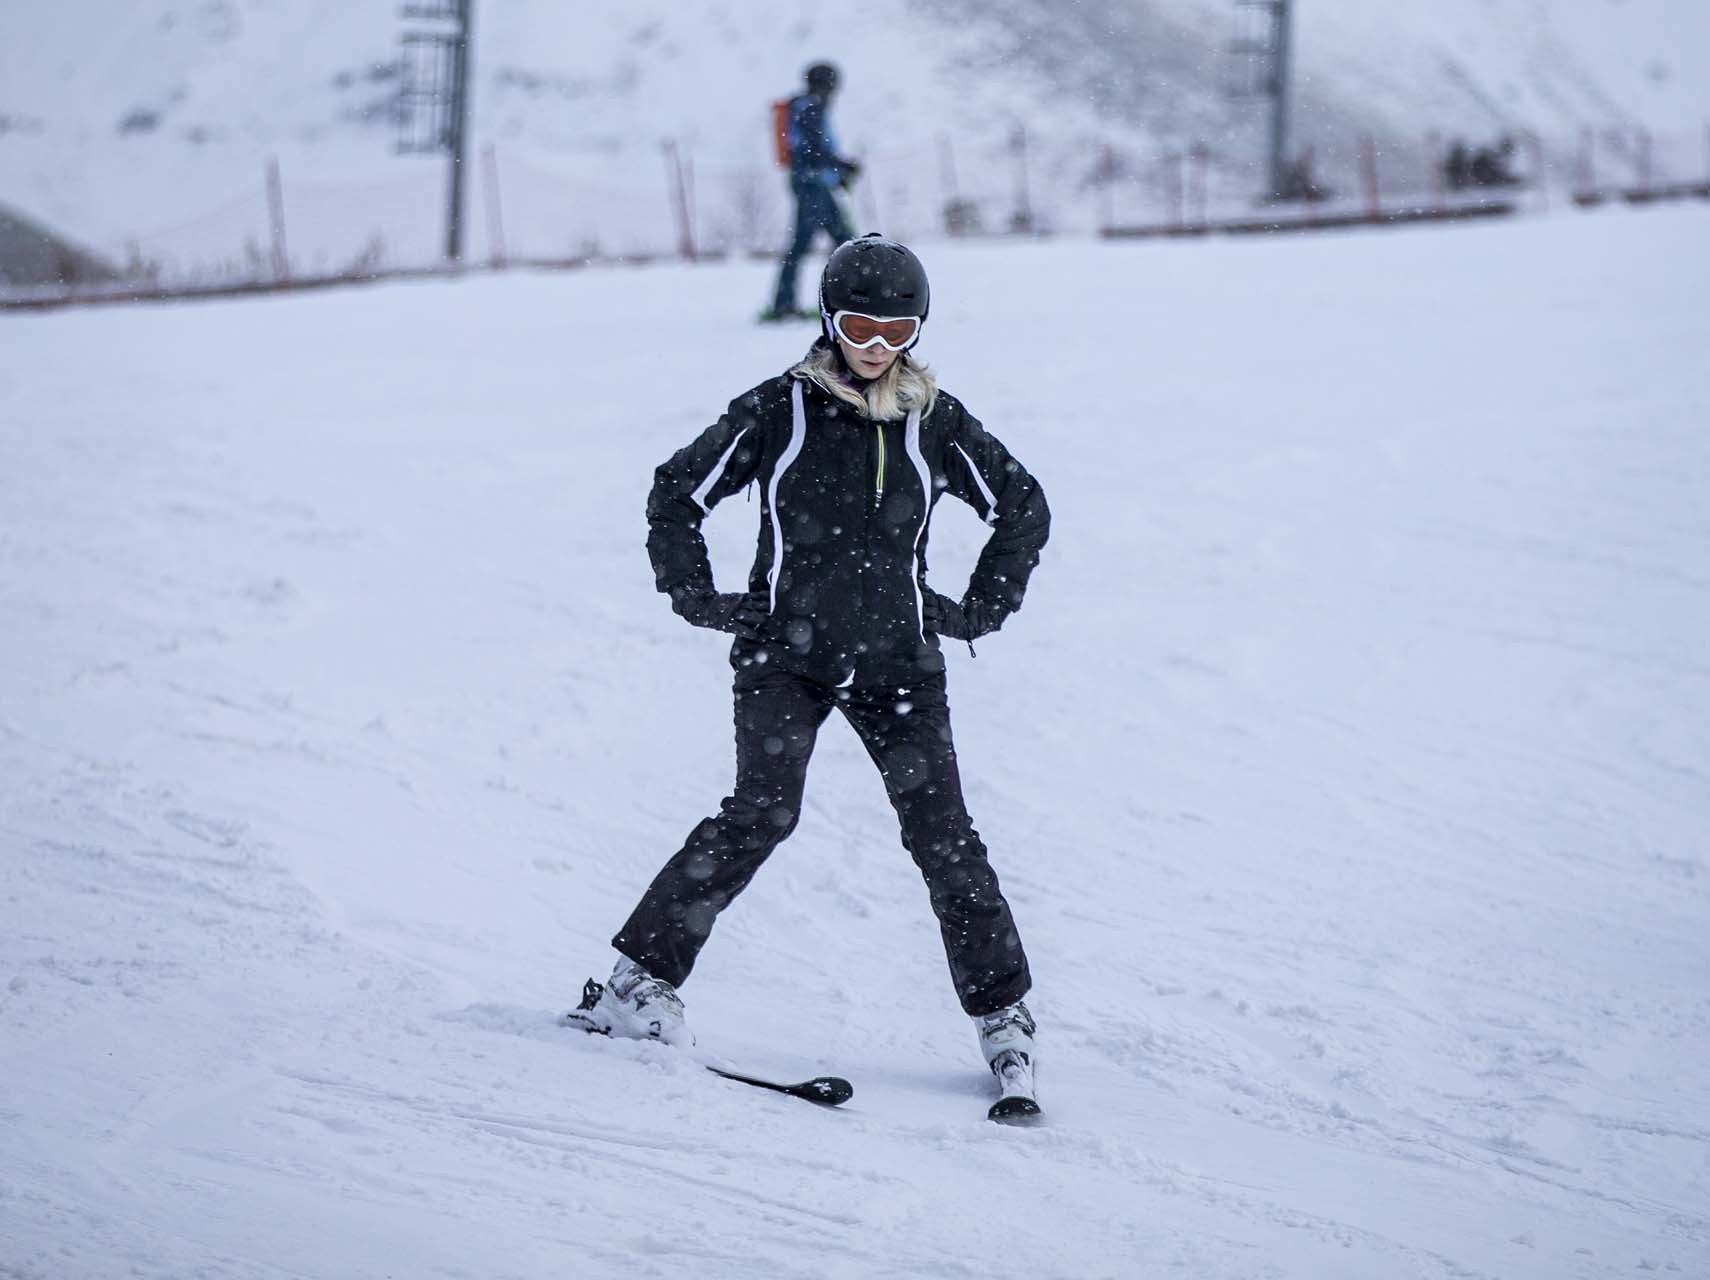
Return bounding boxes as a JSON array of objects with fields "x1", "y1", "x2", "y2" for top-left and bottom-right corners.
[
  {"x1": 3, "y1": 205, "x2": 1707, "y2": 1278},
  {"x1": 3, "y1": 0, "x2": 1708, "y2": 267}
]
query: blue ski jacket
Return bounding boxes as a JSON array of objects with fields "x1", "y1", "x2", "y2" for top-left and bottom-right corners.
[{"x1": 786, "y1": 92, "x2": 857, "y2": 190}]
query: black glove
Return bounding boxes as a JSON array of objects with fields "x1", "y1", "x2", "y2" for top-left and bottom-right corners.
[
  {"x1": 925, "y1": 590, "x2": 1002, "y2": 642},
  {"x1": 922, "y1": 589, "x2": 971, "y2": 641},
  {"x1": 675, "y1": 587, "x2": 769, "y2": 639}
]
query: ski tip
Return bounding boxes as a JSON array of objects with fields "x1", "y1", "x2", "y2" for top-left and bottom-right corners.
[
  {"x1": 988, "y1": 1095, "x2": 1043, "y2": 1124},
  {"x1": 800, "y1": 1075, "x2": 855, "y2": 1107},
  {"x1": 703, "y1": 1064, "x2": 855, "y2": 1107}
]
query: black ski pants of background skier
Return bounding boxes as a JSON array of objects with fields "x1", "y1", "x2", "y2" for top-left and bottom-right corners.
[
  {"x1": 770, "y1": 180, "x2": 853, "y2": 316},
  {"x1": 613, "y1": 657, "x2": 1031, "y2": 1018}
]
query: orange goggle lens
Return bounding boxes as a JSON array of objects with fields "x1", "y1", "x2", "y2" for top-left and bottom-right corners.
[{"x1": 833, "y1": 312, "x2": 920, "y2": 349}]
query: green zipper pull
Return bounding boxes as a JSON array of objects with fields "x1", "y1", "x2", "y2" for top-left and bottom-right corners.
[{"x1": 874, "y1": 423, "x2": 886, "y2": 508}]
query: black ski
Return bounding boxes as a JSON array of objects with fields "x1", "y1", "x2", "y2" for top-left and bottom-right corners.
[
  {"x1": 704, "y1": 1063, "x2": 854, "y2": 1107},
  {"x1": 988, "y1": 1094, "x2": 1042, "y2": 1124},
  {"x1": 563, "y1": 979, "x2": 853, "y2": 1108}
]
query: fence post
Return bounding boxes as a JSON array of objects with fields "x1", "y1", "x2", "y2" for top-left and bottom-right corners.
[
  {"x1": 1164, "y1": 150, "x2": 1183, "y2": 230},
  {"x1": 662, "y1": 140, "x2": 694, "y2": 260},
  {"x1": 481, "y1": 143, "x2": 507, "y2": 269},
  {"x1": 1577, "y1": 126, "x2": 1595, "y2": 198},
  {"x1": 683, "y1": 149, "x2": 698, "y2": 256},
  {"x1": 1523, "y1": 130, "x2": 1547, "y2": 212},
  {"x1": 1426, "y1": 130, "x2": 1444, "y2": 210},
  {"x1": 1190, "y1": 143, "x2": 1210, "y2": 229},
  {"x1": 265, "y1": 157, "x2": 289, "y2": 281},
  {"x1": 1602, "y1": 128, "x2": 1631, "y2": 192},
  {"x1": 1359, "y1": 135, "x2": 1381, "y2": 220},
  {"x1": 938, "y1": 135, "x2": 964, "y2": 234},
  {"x1": 1099, "y1": 143, "x2": 1116, "y2": 234},
  {"x1": 1636, "y1": 128, "x2": 1652, "y2": 194},
  {"x1": 1011, "y1": 125, "x2": 1033, "y2": 233},
  {"x1": 855, "y1": 150, "x2": 882, "y2": 234}
]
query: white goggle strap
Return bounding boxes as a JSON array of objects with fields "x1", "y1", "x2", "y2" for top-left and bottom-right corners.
[{"x1": 830, "y1": 310, "x2": 921, "y2": 353}]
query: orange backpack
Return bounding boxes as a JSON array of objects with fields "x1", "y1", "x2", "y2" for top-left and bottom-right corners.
[{"x1": 771, "y1": 99, "x2": 792, "y2": 168}]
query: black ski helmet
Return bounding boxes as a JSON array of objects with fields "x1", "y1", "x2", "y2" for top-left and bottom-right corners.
[
  {"x1": 805, "y1": 62, "x2": 839, "y2": 94},
  {"x1": 818, "y1": 233, "x2": 930, "y2": 350}
]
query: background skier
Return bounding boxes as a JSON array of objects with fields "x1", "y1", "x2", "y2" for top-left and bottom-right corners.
[
  {"x1": 571, "y1": 234, "x2": 1052, "y2": 1117},
  {"x1": 762, "y1": 61, "x2": 861, "y2": 322}
]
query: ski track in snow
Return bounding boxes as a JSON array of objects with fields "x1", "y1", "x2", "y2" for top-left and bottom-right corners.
[{"x1": 2, "y1": 207, "x2": 1708, "y2": 1278}]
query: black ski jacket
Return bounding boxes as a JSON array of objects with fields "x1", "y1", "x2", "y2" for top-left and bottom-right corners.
[{"x1": 646, "y1": 370, "x2": 1050, "y2": 685}]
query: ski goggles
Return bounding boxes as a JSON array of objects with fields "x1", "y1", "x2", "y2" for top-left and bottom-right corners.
[{"x1": 830, "y1": 310, "x2": 921, "y2": 352}]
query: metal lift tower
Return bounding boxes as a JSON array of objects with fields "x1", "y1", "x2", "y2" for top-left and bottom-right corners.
[
  {"x1": 398, "y1": 0, "x2": 474, "y2": 262},
  {"x1": 1229, "y1": 0, "x2": 1295, "y2": 200}
]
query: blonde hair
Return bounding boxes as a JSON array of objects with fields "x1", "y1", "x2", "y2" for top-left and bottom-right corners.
[{"x1": 789, "y1": 342, "x2": 939, "y2": 422}]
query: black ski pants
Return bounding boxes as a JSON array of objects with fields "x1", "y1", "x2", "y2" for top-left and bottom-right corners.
[
  {"x1": 613, "y1": 660, "x2": 1031, "y2": 1018},
  {"x1": 770, "y1": 179, "x2": 853, "y2": 314}
]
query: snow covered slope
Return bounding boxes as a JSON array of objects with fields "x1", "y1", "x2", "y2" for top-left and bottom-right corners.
[
  {"x1": 3, "y1": 0, "x2": 1707, "y2": 260},
  {"x1": 3, "y1": 206, "x2": 1708, "y2": 1277}
]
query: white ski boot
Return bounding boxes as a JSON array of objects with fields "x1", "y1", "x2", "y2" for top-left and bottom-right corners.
[
  {"x1": 976, "y1": 999, "x2": 1039, "y2": 1121},
  {"x1": 564, "y1": 956, "x2": 694, "y2": 1048}
]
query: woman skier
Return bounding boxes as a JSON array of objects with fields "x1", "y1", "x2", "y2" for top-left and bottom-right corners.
[{"x1": 569, "y1": 234, "x2": 1051, "y2": 1112}]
